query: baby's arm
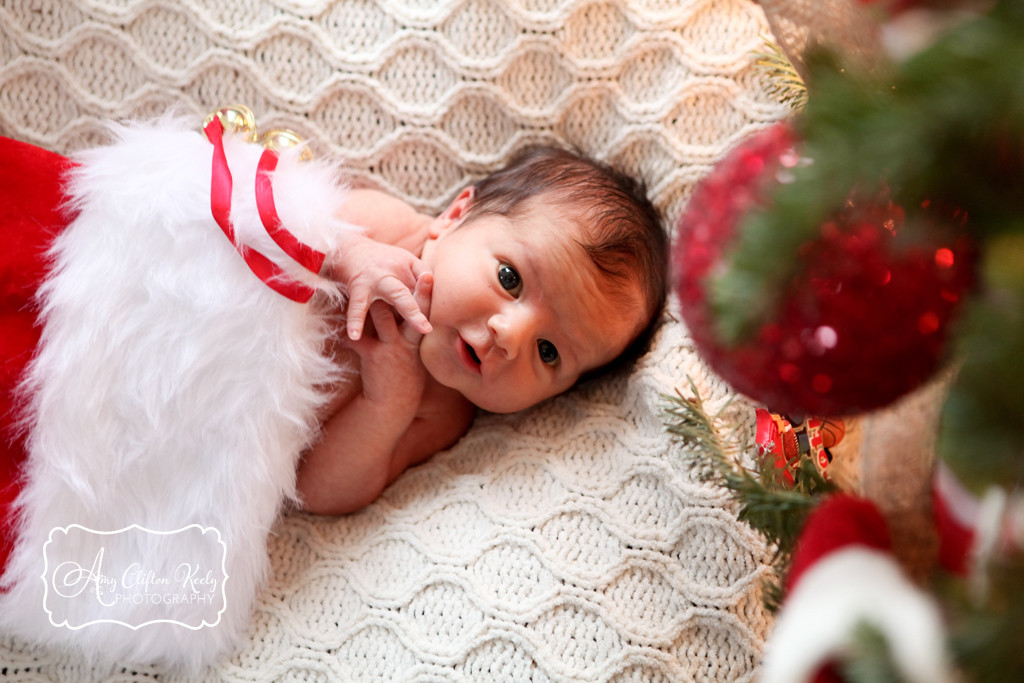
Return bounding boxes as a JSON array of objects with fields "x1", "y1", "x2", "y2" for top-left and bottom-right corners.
[{"x1": 296, "y1": 280, "x2": 471, "y2": 515}]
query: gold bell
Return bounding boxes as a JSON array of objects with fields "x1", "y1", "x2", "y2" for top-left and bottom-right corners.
[
  {"x1": 203, "y1": 104, "x2": 258, "y2": 143},
  {"x1": 203, "y1": 104, "x2": 313, "y2": 161},
  {"x1": 260, "y1": 128, "x2": 314, "y2": 162}
]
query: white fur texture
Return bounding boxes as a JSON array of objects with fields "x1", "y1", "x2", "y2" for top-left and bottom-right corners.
[
  {"x1": 0, "y1": 118, "x2": 352, "y2": 672},
  {"x1": 760, "y1": 547, "x2": 953, "y2": 683}
]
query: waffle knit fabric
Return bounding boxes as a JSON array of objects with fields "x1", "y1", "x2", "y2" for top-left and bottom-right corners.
[{"x1": 0, "y1": 0, "x2": 788, "y2": 680}]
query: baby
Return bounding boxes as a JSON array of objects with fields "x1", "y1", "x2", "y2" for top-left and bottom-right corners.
[{"x1": 298, "y1": 146, "x2": 667, "y2": 515}]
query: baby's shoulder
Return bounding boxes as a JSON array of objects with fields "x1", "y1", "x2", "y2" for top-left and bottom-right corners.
[{"x1": 337, "y1": 188, "x2": 432, "y2": 251}]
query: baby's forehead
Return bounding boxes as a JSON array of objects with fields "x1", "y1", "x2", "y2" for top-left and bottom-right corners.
[
  {"x1": 513, "y1": 193, "x2": 596, "y2": 247},
  {"x1": 518, "y1": 197, "x2": 642, "y2": 286},
  {"x1": 518, "y1": 223, "x2": 646, "y2": 362},
  {"x1": 556, "y1": 269, "x2": 646, "y2": 372},
  {"x1": 511, "y1": 203, "x2": 594, "y2": 272}
]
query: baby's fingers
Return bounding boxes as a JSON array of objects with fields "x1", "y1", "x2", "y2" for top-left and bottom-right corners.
[
  {"x1": 402, "y1": 273, "x2": 433, "y2": 344},
  {"x1": 368, "y1": 300, "x2": 400, "y2": 343},
  {"x1": 345, "y1": 283, "x2": 372, "y2": 340},
  {"x1": 381, "y1": 275, "x2": 432, "y2": 336},
  {"x1": 413, "y1": 272, "x2": 432, "y2": 320}
]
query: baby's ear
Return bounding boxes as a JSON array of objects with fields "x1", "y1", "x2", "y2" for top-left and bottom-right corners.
[{"x1": 429, "y1": 186, "x2": 475, "y2": 238}]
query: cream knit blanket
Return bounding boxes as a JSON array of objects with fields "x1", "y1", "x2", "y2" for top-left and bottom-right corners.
[{"x1": 0, "y1": 0, "x2": 788, "y2": 680}]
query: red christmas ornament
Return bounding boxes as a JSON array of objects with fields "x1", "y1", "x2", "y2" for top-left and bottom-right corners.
[
  {"x1": 856, "y1": 0, "x2": 960, "y2": 15},
  {"x1": 675, "y1": 123, "x2": 975, "y2": 415}
]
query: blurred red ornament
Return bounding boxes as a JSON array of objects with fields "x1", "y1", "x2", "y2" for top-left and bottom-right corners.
[
  {"x1": 857, "y1": 0, "x2": 962, "y2": 14},
  {"x1": 675, "y1": 123, "x2": 975, "y2": 415}
]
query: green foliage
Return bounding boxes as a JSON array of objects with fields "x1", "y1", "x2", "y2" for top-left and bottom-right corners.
[
  {"x1": 713, "y1": 0, "x2": 1024, "y2": 345},
  {"x1": 939, "y1": 231, "x2": 1024, "y2": 491},
  {"x1": 839, "y1": 622, "x2": 910, "y2": 683},
  {"x1": 942, "y1": 554, "x2": 1024, "y2": 682},
  {"x1": 663, "y1": 381, "x2": 835, "y2": 610},
  {"x1": 709, "y1": 0, "x2": 1024, "y2": 493},
  {"x1": 756, "y1": 38, "x2": 809, "y2": 111},
  {"x1": 735, "y1": 456, "x2": 836, "y2": 557},
  {"x1": 668, "y1": 4, "x2": 1024, "y2": 673}
]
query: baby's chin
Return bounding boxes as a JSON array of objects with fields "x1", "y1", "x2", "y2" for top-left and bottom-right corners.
[
  {"x1": 423, "y1": 370, "x2": 544, "y2": 414},
  {"x1": 457, "y1": 384, "x2": 562, "y2": 415},
  {"x1": 471, "y1": 397, "x2": 532, "y2": 414}
]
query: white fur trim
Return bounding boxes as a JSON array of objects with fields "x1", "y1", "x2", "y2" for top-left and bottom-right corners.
[
  {"x1": 0, "y1": 117, "x2": 352, "y2": 672},
  {"x1": 760, "y1": 547, "x2": 953, "y2": 683}
]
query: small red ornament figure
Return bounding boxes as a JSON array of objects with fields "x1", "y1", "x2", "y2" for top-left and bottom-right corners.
[
  {"x1": 674, "y1": 123, "x2": 975, "y2": 415},
  {"x1": 755, "y1": 408, "x2": 846, "y2": 486}
]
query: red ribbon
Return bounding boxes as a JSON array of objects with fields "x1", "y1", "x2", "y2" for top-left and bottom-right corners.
[
  {"x1": 203, "y1": 117, "x2": 325, "y2": 303},
  {"x1": 255, "y1": 150, "x2": 326, "y2": 275}
]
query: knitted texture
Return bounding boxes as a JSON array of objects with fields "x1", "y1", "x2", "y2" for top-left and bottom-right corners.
[
  {"x1": 0, "y1": 0, "x2": 785, "y2": 221},
  {"x1": 0, "y1": 0, "x2": 788, "y2": 680}
]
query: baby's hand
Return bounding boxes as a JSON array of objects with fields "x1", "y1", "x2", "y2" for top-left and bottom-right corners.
[
  {"x1": 347, "y1": 273, "x2": 433, "y2": 409},
  {"x1": 329, "y1": 234, "x2": 433, "y2": 341}
]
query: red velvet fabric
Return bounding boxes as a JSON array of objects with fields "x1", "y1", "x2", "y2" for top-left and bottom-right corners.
[
  {"x1": 786, "y1": 495, "x2": 893, "y2": 683},
  {"x1": 0, "y1": 136, "x2": 75, "y2": 576},
  {"x1": 785, "y1": 494, "x2": 892, "y2": 593},
  {"x1": 932, "y1": 482, "x2": 975, "y2": 575}
]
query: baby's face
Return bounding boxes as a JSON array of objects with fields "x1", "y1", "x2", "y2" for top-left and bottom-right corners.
[{"x1": 418, "y1": 193, "x2": 644, "y2": 413}]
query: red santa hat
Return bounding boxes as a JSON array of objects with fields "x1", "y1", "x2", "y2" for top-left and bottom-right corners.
[{"x1": 760, "y1": 494, "x2": 954, "y2": 683}]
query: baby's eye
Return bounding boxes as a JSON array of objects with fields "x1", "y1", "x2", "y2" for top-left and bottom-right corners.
[
  {"x1": 497, "y1": 263, "x2": 522, "y2": 296},
  {"x1": 537, "y1": 339, "x2": 559, "y2": 366}
]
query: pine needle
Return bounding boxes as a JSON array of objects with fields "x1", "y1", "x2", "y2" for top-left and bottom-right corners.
[
  {"x1": 663, "y1": 378, "x2": 835, "y2": 610},
  {"x1": 755, "y1": 37, "x2": 808, "y2": 110}
]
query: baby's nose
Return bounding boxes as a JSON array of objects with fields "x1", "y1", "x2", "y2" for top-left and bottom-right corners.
[{"x1": 488, "y1": 309, "x2": 531, "y2": 360}]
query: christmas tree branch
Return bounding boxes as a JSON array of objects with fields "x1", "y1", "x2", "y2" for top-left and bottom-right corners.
[
  {"x1": 663, "y1": 380, "x2": 836, "y2": 609},
  {"x1": 756, "y1": 37, "x2": 808, "y2": 111},
  {"x1": 711, "y1": 1, "x2": 1024, "y2": 345}
]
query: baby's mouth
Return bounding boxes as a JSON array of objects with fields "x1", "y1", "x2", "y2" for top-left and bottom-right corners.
[{"x1": 465, "y1": 341, "x2": 481, "y2": 366}]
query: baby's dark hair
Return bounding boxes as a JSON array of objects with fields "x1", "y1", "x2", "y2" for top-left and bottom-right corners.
[{"x1": 464, "y1": 145, "x2": 668, "y2": 377}]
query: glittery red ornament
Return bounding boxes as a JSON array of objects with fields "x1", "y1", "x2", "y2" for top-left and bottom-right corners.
[{"x1": 675, "y1": 123, "x2": 975, "y2": 415}]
